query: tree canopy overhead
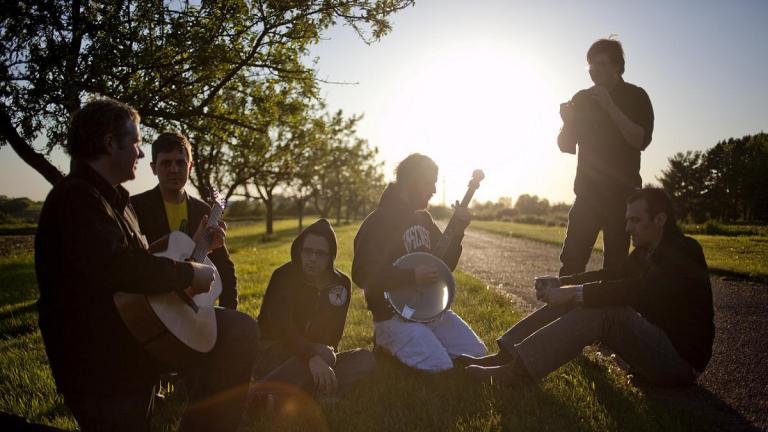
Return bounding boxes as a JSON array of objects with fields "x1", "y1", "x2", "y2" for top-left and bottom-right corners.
[{"x1": 0, "y1": 0, "x2": 414, "y2": 184}]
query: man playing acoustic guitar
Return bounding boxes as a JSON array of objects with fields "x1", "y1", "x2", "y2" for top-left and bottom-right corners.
[{"x1": 34, "y1": 99, "x2": 259, "y2": 432}]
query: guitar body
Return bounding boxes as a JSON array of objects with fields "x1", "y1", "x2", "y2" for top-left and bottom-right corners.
[{"x1": 114, "y1": 231, "x2": 222, "y2": 368}]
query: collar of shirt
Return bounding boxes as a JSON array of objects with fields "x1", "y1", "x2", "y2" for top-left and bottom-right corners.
[{"x1": 69, "y1": 159, "x2": 131, "y2": 212}]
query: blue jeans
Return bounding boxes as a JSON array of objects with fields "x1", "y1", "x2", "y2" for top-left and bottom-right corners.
[{"x1": 497, "y1": 303, "x2": 696, "y2": 386}]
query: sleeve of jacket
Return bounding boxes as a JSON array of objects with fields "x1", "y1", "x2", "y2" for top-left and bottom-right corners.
[
  {"x1": 258, "y1": 268, "x2": 316, "y2": 360},
  {"x1": 351, "y1": 214, "x2": 415, "y2": 295},
  {"x1": 210, "y1": 246, "x2": 238, "y2": 309},
  {"x1": 330, "y1": 275, "x2": 352, "y2": 350},
  {"x1": 629, "y1": 86, "x2": 654, "y2": 150},
  {"x1": 61, "y1": 184, "x2": 193, "y2": 295},
  {"x1": 582, "y1": 239, "x2": 706, "y2": 308}
]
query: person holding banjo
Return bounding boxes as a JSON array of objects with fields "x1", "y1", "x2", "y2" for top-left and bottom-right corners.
[{"x1": 352, "y1": 153, "x2": 487, "y2": 372}]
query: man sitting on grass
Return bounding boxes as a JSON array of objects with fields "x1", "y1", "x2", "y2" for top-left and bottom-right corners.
[
  {"x1": 253, "y1": 219, "x2": 376, "y2": 404},
  {"x1": 461, "y1": 188, "x2": 714, "y2": 388}
]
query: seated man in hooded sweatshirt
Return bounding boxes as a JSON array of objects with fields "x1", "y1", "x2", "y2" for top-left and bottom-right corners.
[{"x1": 254, "y1": 219, "x2": 376, "y2": 399}]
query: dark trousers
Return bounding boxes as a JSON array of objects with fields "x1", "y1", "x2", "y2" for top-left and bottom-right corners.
[
  {"x1": 559, "y1": 193, "x2": 630, "y2": 276},
  {"x1": 64, "y1": 308, "x2": 259, "y2": 432},
  {"x1": 254, "y1": 341, "x2": 376, "y2": 396}
]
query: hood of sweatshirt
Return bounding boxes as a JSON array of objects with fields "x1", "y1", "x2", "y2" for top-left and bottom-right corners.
[{"x1": 290, "y1": 218, "x2": 338, "y2": 270}]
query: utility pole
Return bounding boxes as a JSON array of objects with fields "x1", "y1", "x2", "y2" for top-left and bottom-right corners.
[{"x1": 442, "y1": 176, "x2": 446, "y2": 206}]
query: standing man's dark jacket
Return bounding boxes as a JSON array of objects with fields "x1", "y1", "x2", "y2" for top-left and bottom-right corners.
[
  {"x1": 352, "y1": 183, "x2": 462, "y2": 322},
  {"x1": 561, "y1": 78, "x2": 654, "y2": 197},
  {"x1": 131, "y1": 186, "x2": 238, "y2": 309},
  {"x1": 559, "y1": 228, "x2": 714, "y2": 372},
  {"x1": 258, "y1": 219, "x2": 351, "y2": 360},
  {"x1": 35, "y1": 161, "x2": 194, "y2": 396}
]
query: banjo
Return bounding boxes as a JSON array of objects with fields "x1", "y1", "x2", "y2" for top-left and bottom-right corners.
[
  {"x1": 113, "y1": 191, "x2": 225, "y2": 368},
  {"x1": 385, "y1": 170, "x2": 485, "y2": 323}
]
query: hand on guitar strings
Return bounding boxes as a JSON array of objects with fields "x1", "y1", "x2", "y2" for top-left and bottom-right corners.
[
  {"x1": 192, "y1": 215, "x2": 227, "y2": 252},
  {"x1": 414, "y1": 265, "x2": 439, "y2": 285},
  {"x1": 185, "y1": 261, "x2": 216, "y2": 297},
  {"x1": 452, "y1": 200, "x2": 472, "y2": 230},
  {"x1": 308, "y1": 355, "x2": 338, "y2": 395}
]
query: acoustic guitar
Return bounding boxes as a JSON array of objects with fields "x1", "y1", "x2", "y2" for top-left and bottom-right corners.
[{"x1": 114, "y1": 192, "x2": 225, "y2": 368}]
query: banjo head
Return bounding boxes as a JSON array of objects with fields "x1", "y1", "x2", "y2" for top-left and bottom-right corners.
[{"x1": 387, "y1": 252, "x2": 455, "y2": 322}]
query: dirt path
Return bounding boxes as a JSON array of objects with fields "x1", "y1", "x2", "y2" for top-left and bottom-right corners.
[{"x1": 459, "y1": 228, "x2": 767, "y2": 431}]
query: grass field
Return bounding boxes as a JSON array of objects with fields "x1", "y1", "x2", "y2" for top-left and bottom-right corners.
[
  {"x1": 471, "y1": 220, "x2": 768, "y2": 280},
  {"x1": 0, "y1": 220, "x2": 716, "y2": 431}
]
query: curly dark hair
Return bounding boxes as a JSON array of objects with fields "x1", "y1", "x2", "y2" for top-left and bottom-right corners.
[{"x1": 65, "y1": 98, "x2": 140, "y2": 160}]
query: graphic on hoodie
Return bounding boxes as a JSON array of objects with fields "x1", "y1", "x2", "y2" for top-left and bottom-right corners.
[
  {"x1": 403, "y1": 224, "x2": 431, "y2": 253},
  {"x1": 328, "y1": 285, "x2": 348, "y2": 306}
]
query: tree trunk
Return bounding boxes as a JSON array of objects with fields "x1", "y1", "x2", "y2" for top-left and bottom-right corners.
[
  {"x1": 297, "y1": 198, "x2": 305, "y2": 233},
  {"x1": 0, "y1": 107, "x2": 65, "y2": 186},
  {"x1": 265, "y1": 195, "x2": 274, "y2": 235}
]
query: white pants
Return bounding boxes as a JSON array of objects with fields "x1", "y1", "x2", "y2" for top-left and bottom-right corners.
[{"x1": 374, "y1": 310, "x2": 487, "y2": 372}]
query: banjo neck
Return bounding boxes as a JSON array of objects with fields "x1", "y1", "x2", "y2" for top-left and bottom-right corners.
[{"x1": 432, "y1": 170, "x2": 484, "y2": 259}]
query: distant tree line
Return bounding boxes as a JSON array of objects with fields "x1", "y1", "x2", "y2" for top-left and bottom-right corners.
[{"x1": 658, "y1": 133, "x2": 768, "y2": 223}]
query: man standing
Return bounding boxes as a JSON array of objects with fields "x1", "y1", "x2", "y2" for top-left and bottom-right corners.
[
  {"x1": 131, "y1": 131, "x2": 238, "y2": 309},
  {"x1": 352, "y1": 153, "x2": 487, "y2": 372},
  {"x1": 558, "y1": 38, "x2": 654, "y2": 276},
  {"x1": 34, "y1": 99, "x2": 258, "y2": 431},
  {"x1": 462, "y1": 188, "x2": 714, "y2": 388},
  {"x1": 255, "y1": 219, "x2": 376, "y2": 399}
]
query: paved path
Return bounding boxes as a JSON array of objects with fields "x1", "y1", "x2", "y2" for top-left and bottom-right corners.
[{"x1": 459, "y1": 228, "x2": 767, "y2": 431}]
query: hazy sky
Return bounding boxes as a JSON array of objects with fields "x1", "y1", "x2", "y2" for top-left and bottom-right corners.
[{"x1": 2, "y1": 0, "x2": 767, "y2": 205}]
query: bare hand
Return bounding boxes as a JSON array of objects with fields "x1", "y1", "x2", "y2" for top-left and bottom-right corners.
[
  {"x1": 308, "y1": 355, "x2": 338, "y2": 395},
  {"x1": 188, "y1": 261, "x2": 215, "y2": 295},
  {"x1": 588, "y1": 85, "x2": 614, "y2": 111},
  {"x1": 192, "y1": 215, "x2": 227, "y2": 252},
  {"x1": 414, "y1": 265, "x2": 439, "y2": 285},
  {"x1": 541, "y1": 285, "x2": 576, "y2": 306},
  {"x1": 452, "y1": 201, "x2": 471, "y2": 229},
  {"x1": 559, "y1": 101, "x2": 576, "y2": 123}
]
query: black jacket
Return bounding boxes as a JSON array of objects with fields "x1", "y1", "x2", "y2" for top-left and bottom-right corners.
[
  {"x1": 559, "y1": 78, "x2": 654, "y2": 198},
  {"x1": 257, "y1": 219, "x2": 352, "y2": 360},
  {"x1": 131, "y1": 186, "x2": 238, "y2": 309},
  {"x1": 35, "y1": 161, "x2": 194, "y2": 396},
  {"x1": 352, "y1": 183, "x2": 462, "y2": 321},
  {"x1": 560, "y1": 229, "x2": 714, "y2": 371}
]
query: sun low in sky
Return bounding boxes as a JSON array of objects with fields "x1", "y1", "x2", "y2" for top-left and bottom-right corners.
[{"x1": 372, "y1": 40, "x2": 565, "y2": 204}]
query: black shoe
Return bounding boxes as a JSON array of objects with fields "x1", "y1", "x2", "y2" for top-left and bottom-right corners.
[
  {"x1": 464, "y1": 360, "x2": 535, "y2": 388},
  {"x1": 455, "y1": 350, "x2": 511, "y2": 368}
]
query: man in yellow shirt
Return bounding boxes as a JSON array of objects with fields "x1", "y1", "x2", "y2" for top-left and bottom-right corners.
[{"x1": 131, "y1": 132, "x2": 238, "y2": 309}]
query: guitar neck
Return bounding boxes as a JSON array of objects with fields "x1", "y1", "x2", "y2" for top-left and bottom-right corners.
[
  {"x1": 432, "y1": 184, "x2": 480, "y2": 259},
  {"x1": 190, "y1": 204, "x2": 223, "y2": 262}
]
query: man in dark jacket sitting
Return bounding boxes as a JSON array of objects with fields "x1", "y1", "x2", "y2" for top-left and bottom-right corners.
[
  {"x1": 255, "y1": 219, "x2": 376, "y2": 399},
  {"x1": 462, "y1": 188, "x2": 714, "y2": 387}
]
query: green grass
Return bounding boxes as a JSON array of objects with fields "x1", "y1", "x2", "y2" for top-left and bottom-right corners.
[
  {"x1": 472, "y1": 220, "x2": 768, "y2": 280},
  {"x1": 1, "y1": 220, "x2": 715, "y2": 431}
]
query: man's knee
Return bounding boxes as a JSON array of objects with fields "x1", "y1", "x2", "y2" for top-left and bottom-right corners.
[
  {"x1": 310, "y1": 344, "x2": 337, "y2": 366},
  {"x1": 217, "y1": 309, "x2": 260, "y2": 360}
]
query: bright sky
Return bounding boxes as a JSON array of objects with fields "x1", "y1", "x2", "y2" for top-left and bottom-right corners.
[{"x1": 1, "y1": 0, "x2": 767, "y2": 205}]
